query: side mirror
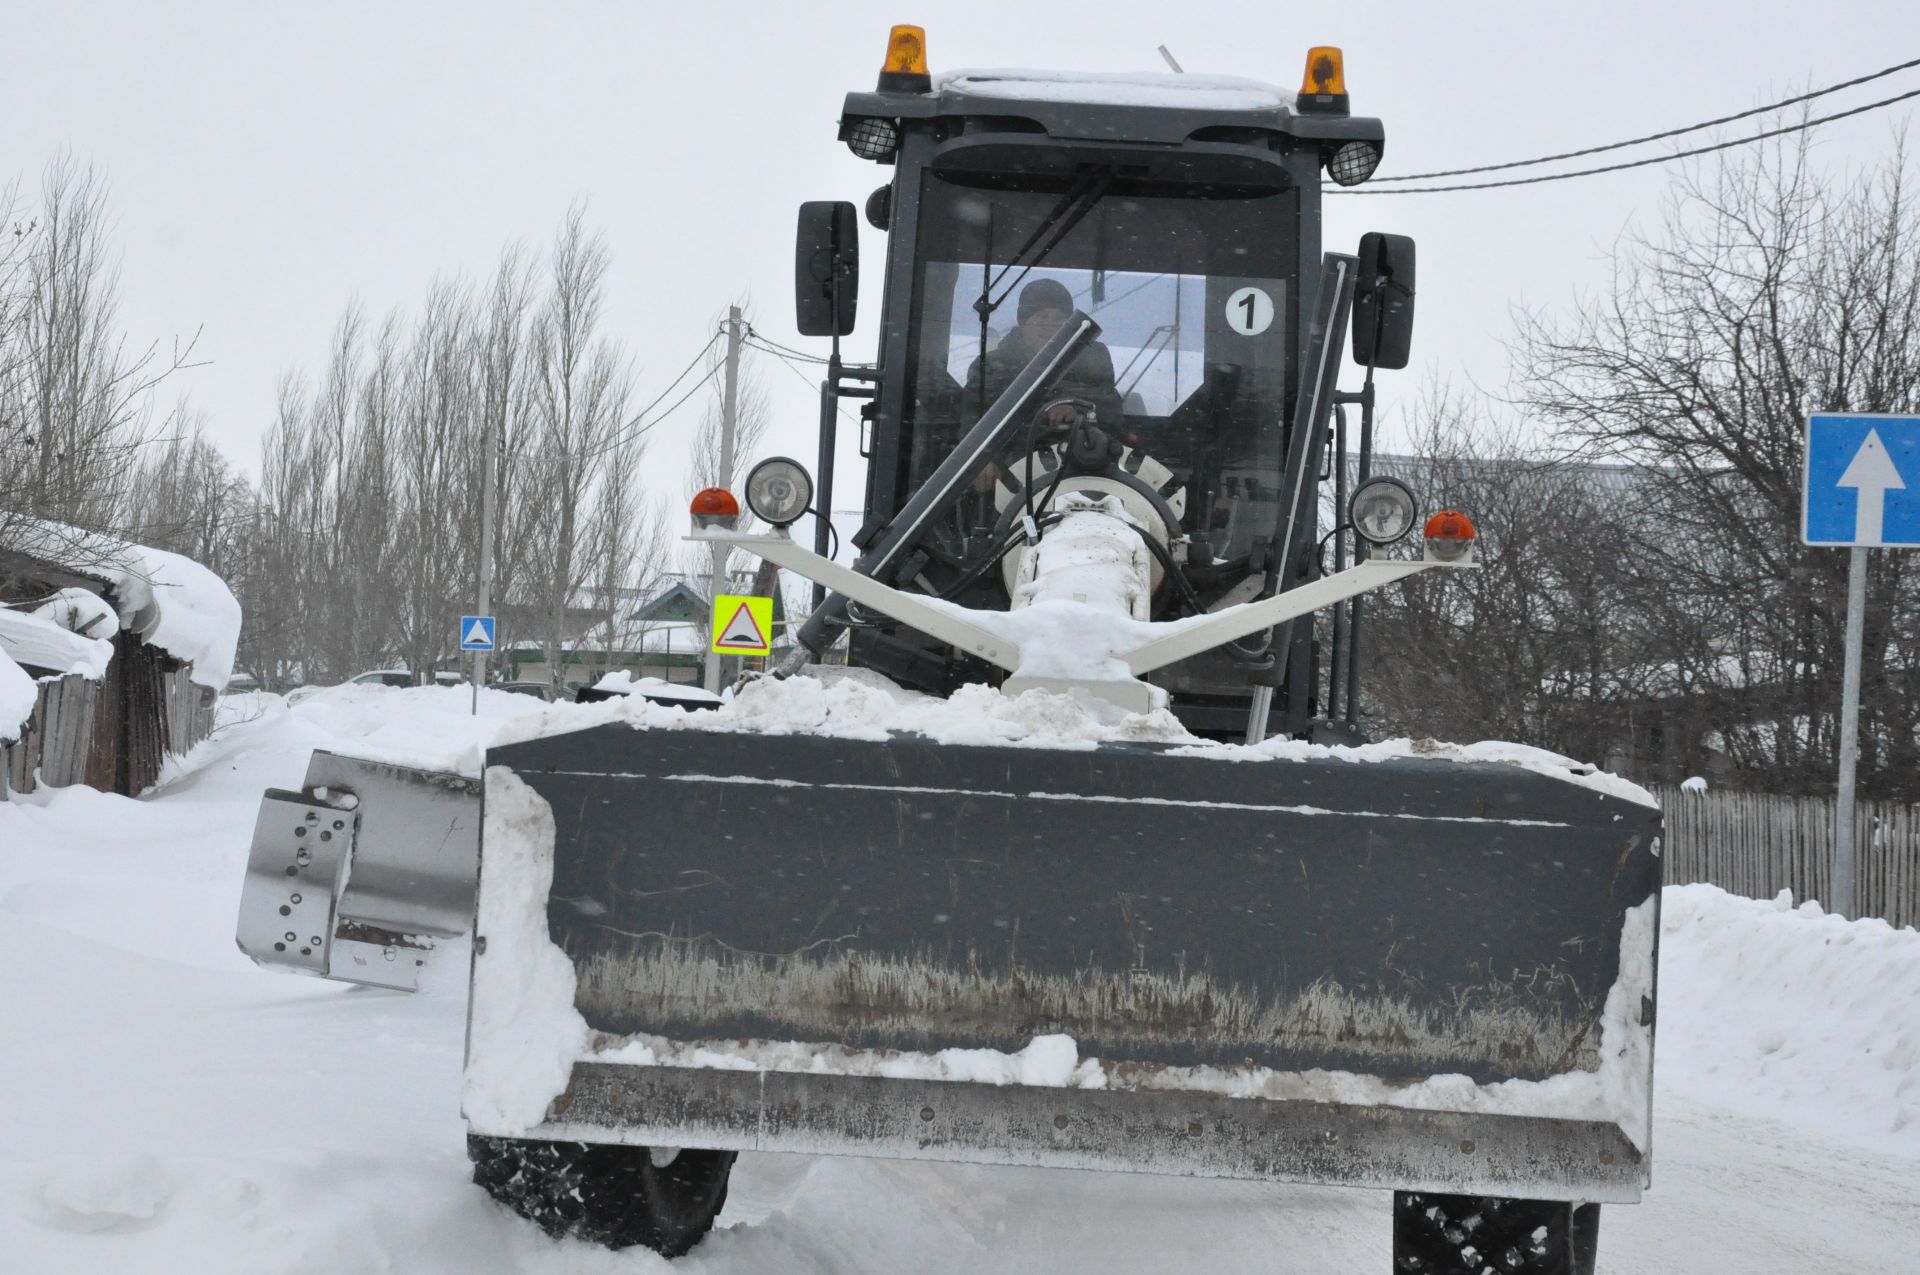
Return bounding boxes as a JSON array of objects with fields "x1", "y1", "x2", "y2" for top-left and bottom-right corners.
[
  {"x1": 1351, "y1": 231, "x2": 1415, "y2": 370},
  {"x1": 795, "y1": 201, "x2": 859, "y2": 337}
]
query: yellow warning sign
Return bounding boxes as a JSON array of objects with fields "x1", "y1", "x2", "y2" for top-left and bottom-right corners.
[{"x1": 710, "y1": 594, "x2": 774, "y2": 656}]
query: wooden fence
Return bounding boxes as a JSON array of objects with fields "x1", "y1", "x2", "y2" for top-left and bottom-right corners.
[
  {"x1": 1652, "y1": 785, "x2": 1920, "y2": 930},
  {"x1": 1, "y1": 637, "x2": 214, "y2": 799}
]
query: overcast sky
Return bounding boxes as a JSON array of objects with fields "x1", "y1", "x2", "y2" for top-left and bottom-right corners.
[{"x1": 10, "y1": 1, "x2": 1919, "y2": 507}]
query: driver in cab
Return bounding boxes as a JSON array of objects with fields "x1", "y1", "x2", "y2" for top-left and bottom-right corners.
[{"x1": 963, "y1": 278, "x2": 1124, "y2": 432}]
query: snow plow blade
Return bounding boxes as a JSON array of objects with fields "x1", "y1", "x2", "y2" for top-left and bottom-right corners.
[{"x1": 476, "y1": 724, "x2": 1662, "y2": 1200}]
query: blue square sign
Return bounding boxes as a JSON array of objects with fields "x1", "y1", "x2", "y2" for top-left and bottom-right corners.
[
  {"x1": 1802, "y1": 414, "x2": 1920, "y2": 547},
  {"x1": 459, "y1": 615, "x2": 496, "y2": 651}
]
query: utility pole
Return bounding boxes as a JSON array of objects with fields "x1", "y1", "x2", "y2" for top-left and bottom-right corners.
[
  {"x1": 473, "y1": 402, "x2": 499, "y2": 716},
  {"x1": 705, "y1": 305, "x2": 743, "y2": 694}
]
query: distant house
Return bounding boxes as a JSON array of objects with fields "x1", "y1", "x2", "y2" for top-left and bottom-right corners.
[{"x1": 0, "y1": 519, "x2": 241, "y2": 798}]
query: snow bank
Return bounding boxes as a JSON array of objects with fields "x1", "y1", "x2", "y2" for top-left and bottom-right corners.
[
  {"x1": 938, "y1": 68, "x2": 1289, "y2": 112},
  {"x1": 1658, "y1": 884, "x2": 1920, "y2": 1155}
]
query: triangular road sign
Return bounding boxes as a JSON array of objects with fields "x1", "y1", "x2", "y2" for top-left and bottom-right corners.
[
  {"x1": 715, "y1": 599, "x2": 770, "y2": 654},
  {"x1": 464, "y1": 619, "x2": 491, "y2": 646}
]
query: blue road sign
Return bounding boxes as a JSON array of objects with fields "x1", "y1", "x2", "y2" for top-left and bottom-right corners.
[
  {"x1": 459, "y1": 615, "x2": 497, "y2": 651},
  {"x1": 1803, "y1": 414, "x2": 1920, "y2": 547}
]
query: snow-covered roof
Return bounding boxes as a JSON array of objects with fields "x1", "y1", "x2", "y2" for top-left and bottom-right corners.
[
  {"x1": 0, "y1": 604, "x2": 114, "y2": 681},
  {"x1": 937, "y1": 69, "x2": 1289, "y2": 112},
  {"x1": 0, "y1": 646, "x2": 32, "y2": 743},
  {"x1": 2, "y1": 520, "x2": 242, "y2": 690}
]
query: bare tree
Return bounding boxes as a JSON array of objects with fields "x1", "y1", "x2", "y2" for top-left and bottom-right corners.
[
  {"x1": 0, "y1": 155, "x2": 197, "y2": 551},
  {"x1": 1518, "y1": 134, "x2": 1920, "y2": 799},
  {"x1": 520, "y1": 208, "x2": 648, "y2": 692}
]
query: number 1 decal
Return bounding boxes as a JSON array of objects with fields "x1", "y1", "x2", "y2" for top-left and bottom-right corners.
[{"x1": 1224, "y1": 286, "x2": 1274, "y2": 336}]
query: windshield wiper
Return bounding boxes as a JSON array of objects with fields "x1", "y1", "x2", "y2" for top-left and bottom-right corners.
[
  {"x1": 970, "y1": 171, "x2": 1113, "y2": 419},
  {"x1": 971, "y1": 170, "x2": 1114, "y2": 324}
]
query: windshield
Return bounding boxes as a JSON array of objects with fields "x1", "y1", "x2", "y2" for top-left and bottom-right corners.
[{"x1": 903, "y1": 171, "x2": 1299, "y2": 558}]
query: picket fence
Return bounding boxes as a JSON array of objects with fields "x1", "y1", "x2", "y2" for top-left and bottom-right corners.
[{"x1": 1651, "y1": 785, "x2": 1919, "y2": 931}]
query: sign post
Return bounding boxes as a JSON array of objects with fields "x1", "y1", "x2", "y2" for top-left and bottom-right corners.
[
  {"x1": 1801, "y1": 413, "x2": 1919, "y2": 919},
  {"x1": 459, "y1": 614, "x2": 497, "y2": 717}
]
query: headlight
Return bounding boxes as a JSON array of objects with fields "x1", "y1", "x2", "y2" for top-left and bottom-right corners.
[
  {"x1": 845, "y1": 117, "x2": 900, "y2": 162},
  {"x1": 1349, "y1": 476, "x2": 1417, "y2": 545},
  {"x1": 1326, "y1": 139, "x2": 1382, "y2": 187},
  {"x1": 744, "y1": 457, "x2": 814, "y2": 528}
]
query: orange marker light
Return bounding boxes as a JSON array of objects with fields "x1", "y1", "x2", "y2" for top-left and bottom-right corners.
[
  {"x1": 690, "y1": 487, "x2": 740, "y2": 518},
  {"x1": 883, "y1": 25, "x2": 929, "y2": 76},
  {"x1": 1423, "y1": 509, "x2": 1476, "y2": 541},
  {"x1": 1295, "y1": 46, "x2": 1350, "y2": 116},
  {"x1": 1423, "y1": 509, "x2": 1477, "y2": 561},
  {"x1": 1299, "y1": 46, "x2": 1346, "y2": 96}
]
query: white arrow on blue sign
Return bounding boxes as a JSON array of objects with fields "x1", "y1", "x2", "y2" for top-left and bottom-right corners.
[
  {"x1": 459, "y1": 615, "x2": 497, "y2": 651},
  {"x1": 1802, "y1": 414, "x2": 1920, "y2": 548}
]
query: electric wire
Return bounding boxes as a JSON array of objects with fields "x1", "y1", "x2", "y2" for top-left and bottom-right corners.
[
  {"x1": 572, "y1": 360, "x2": 723, "y2": 459},
  {"x1": 563, "y1": 330, "x2": 725, "y2": 459},
  {"x1": 1336, "y1": 83, "x2": 1920, "y2": 195},
  {"x1": 1371, "y1": 55, "x2": 1920, "y2": 183},
  {"x1": 742, "y1": 325, "x2": 833, "y2": 365},
  {"x1": 751, "y1": 340, "x2": 862, "y2": 427}
]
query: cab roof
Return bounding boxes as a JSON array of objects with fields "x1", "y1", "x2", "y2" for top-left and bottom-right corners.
[{"x1": 841, "y1": 65, "x2": 1382, "y2": 149}]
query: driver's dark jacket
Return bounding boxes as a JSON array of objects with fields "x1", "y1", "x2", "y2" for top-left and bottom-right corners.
[{"x1": 961, "y1": 333, "x2": 1125, "y2": 432}]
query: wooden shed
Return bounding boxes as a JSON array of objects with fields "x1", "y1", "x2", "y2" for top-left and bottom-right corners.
[{"x1": 1, "y1": 522, "x2": 239, "y2": 798}]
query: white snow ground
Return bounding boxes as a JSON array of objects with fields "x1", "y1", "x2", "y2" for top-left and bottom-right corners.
[{"x1": 2, "y1": 686, "x2": 1916, "y2": 1273}]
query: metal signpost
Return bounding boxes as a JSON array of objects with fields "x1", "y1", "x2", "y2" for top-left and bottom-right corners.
[
  {"x1": 459, "y1": 615, "x2": 497, "y2": 717},
  {"x1": 1801, "y1": 413, "x2": 1919, "y2": 918}
]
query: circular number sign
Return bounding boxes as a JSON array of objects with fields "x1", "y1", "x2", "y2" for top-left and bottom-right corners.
[{"x1": 1225, "y1": 286, "x2": 1274, "y2": 336}]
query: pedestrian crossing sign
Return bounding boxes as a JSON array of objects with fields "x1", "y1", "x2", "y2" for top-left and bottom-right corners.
[
  {"x1": 459, "y1": 615, "x2": 496, "y2": 651},
  {"x1": 710, "y1": 595, "x2": 774, "y2": 656}
]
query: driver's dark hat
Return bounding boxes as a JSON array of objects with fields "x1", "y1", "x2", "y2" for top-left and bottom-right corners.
[{"x1": 1017, "y1": 278, "x2": 1073, "y2": 322}]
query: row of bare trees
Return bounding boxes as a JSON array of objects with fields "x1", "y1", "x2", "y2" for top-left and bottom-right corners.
[
  {"x1": 1365, "y1": 136, "x2": 1920, "y2": 802},
  {"x1": 239, "y1": 210, "x2": 671, "y2": 690},
  {"x1": 0, "y1": 148, "x2": 771, "y2": 695}
]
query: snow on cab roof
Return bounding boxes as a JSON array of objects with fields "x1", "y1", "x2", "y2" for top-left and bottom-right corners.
[{"x1": 936, "y1": 68, "x2": 1290, "y2": 113}]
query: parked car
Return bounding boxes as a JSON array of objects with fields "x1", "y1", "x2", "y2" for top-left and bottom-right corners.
[{"x1": 497, "y1": 681, "x2": 558, "y2": 701}]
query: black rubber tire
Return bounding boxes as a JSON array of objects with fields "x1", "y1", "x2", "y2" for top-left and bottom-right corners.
[
  {"x1": 1393, "y1": 1192, "x2": 1600, "y2": 1275},
  {"x1": 468, "y1": 1134, "x2": 735, "y2": 1257}
]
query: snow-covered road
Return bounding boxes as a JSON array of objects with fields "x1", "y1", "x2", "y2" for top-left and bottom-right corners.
[{"x1": 2, "y1": 688, "x2": 1915, "y2": 1273}]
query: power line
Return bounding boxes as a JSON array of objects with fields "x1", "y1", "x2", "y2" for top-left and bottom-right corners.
[
  {"x1": 754, "y1": 340, "x2": 861, "y2": 428},
  {"x1": 1371, "y1": 55, "x2": 1920, "y2": 184},
  {"x1": 569, "y1": 330, "x2": 728, "y2": 460},
  {"x1": 1334, "y1": 84, "x2": 1920, "y2": 195},
  {"x1": 573, "y1": 359, "x2": 723, "y2": 460},
  {"x1": 633, "y1": 330, "x2": 725, "y2": 418},
  {"x1": 742, "y1": 325, "x2": 832, "y2": 365}
]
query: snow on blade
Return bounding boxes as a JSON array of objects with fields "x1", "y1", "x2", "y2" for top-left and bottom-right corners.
[{"x1": 462, "y1": 766, "x2": 591, "y2": 1135}]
